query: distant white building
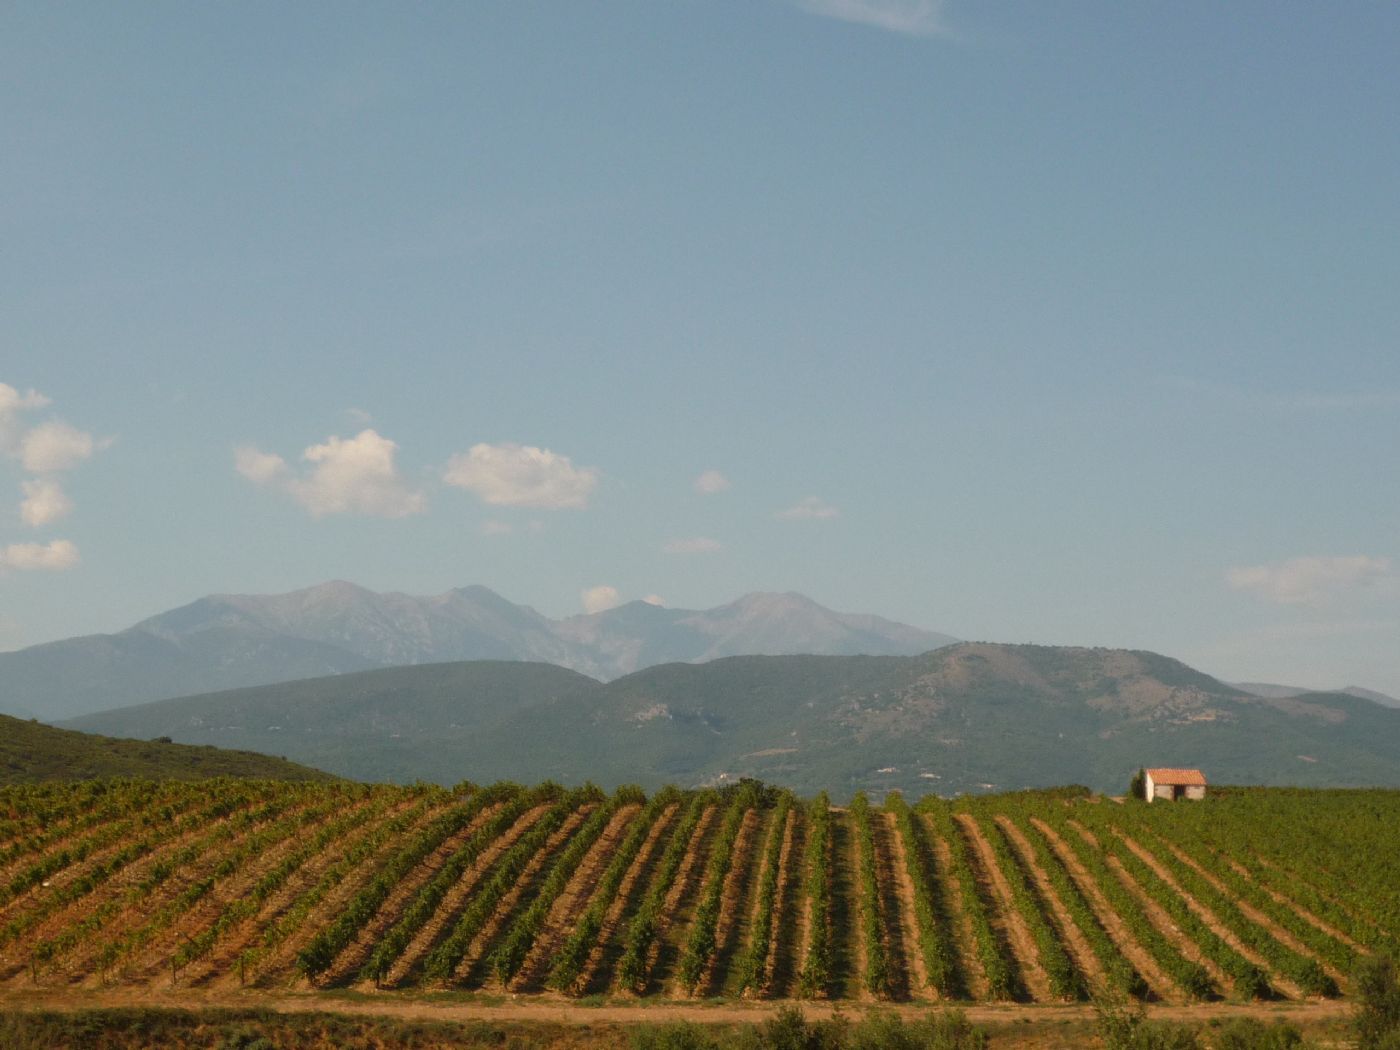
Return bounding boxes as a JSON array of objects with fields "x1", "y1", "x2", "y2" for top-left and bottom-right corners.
[{"x1": 1144, "y1": 768, "x2": 1207, "y2": 803}]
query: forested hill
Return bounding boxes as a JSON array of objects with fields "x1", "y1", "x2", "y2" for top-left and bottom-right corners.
[
  {"x1": 0, "y1": 713, "x2": 334, "y2": 784},
  {"x1": 66, "y1": 644, "x2": 1400, "y2": 795}
]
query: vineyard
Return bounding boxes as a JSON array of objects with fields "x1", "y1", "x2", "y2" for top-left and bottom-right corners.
[{"x1": 0, "y1": 778, "x2": 1395, "y2": 1006}]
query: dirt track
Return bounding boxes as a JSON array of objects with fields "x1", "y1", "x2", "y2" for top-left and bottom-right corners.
[{"x1": 0, "y1": 985, "x2": 1355, "y2": 1028}]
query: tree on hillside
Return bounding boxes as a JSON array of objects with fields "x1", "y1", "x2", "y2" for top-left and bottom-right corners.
[{"x1": 1129, "y1": 768, "x2": 1146, "y2": 801}]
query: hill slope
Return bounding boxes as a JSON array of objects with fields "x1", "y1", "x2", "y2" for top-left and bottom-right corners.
[
  {"x1": 67, "y1": 644, "x2": 1400, "y2": 794},
  {"x1": 1, "y1": 582, "x2": 956, "y2": 720},
  {"x1": 0, "y1": 713, "x2": 333, "y2": 783}
]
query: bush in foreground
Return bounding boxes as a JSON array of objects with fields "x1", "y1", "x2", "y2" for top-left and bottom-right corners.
[
  {"x1": 1355, "y1": 954, "x2": 1400, "y2": 1050},
  {"x1": 631, "y1": 1007, "x2": 987, "y2": 1050}
]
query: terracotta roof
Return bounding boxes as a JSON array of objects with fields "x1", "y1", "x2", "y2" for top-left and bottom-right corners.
[{"x1": 1146, "y1": 768, "x2": 1207, "y2": 786}]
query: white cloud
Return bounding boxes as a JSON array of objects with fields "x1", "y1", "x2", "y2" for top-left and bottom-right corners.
[
  {"x1": 0, "y1": 383, "x2": 51, "y2": 454},
  {"x1": 235, "y1": 429, "x2": 426, "y2": 518},
  {"x1": 776, "y1": 496, "x2": 840, "y2": 520},
  {"x1": 1226, "y1": 555, "x2": 1392, "y2": 606},
  {"x1": 481, "y1": 519, "x2": 513, "y2": 536},
  {"x1": 642, "y1": 594, "x2": 666, "y2": 606},
  {"x1": 0, "y1": 539, "x2": 79, "y2": 571},
  {"x1": 234, "y1": 447, "x2": 290, "y2": 485},
  {"x1": 18, "y1": 420, "x2": 101, "y2": 472},
  {"x1": 2, "y1": 385, "x2": 104, "y2": 558},
  {"x1": 582, "y1": 584, "x2": 621, "y2": 614},
  {"x1": 791, "y1": 0, "x2": 949, "y2": 37},
  {"x1": 694, "y1": 470, "x2": 731, "y2": 495},
  {"x1": 663, "y1": 536, "x2": 724, "y2": 555},
  {"x1": 443, "y1": 443, "x2": 597, "y2": 509},
  {"x1": 19, "y1": 478, "x2": 73, "y2": 527}
]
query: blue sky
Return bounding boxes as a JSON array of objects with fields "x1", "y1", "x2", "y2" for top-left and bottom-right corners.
[{"x1": 3, "y1": 1, "x2": 1398, "y2": 695}]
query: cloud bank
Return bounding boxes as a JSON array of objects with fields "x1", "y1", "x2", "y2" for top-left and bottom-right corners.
[
  {"x1": 777, "y1": 496, "x2": 840, "y2": 520},
  {"x1": 1227, "y1": 555, "x2": 1392, "y2": 606},
  {"x1": 791, "y1": 0, "x2": 948, "y2": 37},
  {"x1": 693, "y1": 470, "x2": 731, "y2": 495},
  {"x1": 0, "y1": 539, "x2": 79, "y2": 571},
  {"x1": 663, "y1": 536, "x2": 724, "y2": 554}
]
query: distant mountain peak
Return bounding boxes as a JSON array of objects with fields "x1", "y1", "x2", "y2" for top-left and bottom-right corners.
[{"x1": 2, "y1": 582, "x2": 958, "y2": 720}]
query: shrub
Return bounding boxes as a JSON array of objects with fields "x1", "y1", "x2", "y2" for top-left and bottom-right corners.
[
  {"x1": 1097, "y1": 995, "x2": 1202, "y2": 1050},
  {"x1": 1355, "y1": 954, "x2": 1400, "y2": 1050},
  {"x1": 846, "y1": 1009, "x2": 988, "y2": 1050},
  {"x1": 631, "y1": 1020, "x2": 722, "y2": 1050},
  {"x1": 1209, "y1": 1018, "x2": 1306, "y2": 1050}
]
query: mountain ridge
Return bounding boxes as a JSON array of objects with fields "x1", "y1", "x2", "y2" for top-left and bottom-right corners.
[
  {"x1": 0, "y1": 582, "x2": 956, "y2": 720},
  {"x1": 65, "y1": 642, "x2": 1400, "y2": 796},
  {"x1": 1233, "y1": 681, "x2": 1400, "y2": 709}
]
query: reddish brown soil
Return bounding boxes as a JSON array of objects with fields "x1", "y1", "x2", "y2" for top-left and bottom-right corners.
[
  {"x1": 831, "y1": 810, "x2": 867, "y2": 1002},
  {"x1": 185, "y1": 793, "x2": 418, "y2": 989},
  {"x1": 0, "y1": 785, "x2": 193, "y2": 895},
  {"x1": 696, "y1": 808, "x2": 763, "y2": 998},
  {"x1": 573, "y1": 803, "x2": 678, "y2": 996},
  {"x1": 733, "y1": 808, "x2": 782, "y2": 998},
  {"x1": 250, "y1": 796, "x2": 460, "y2": 986},
  {"x1": 1028, "y1": 817, "x2": 1175, "y2": 1003},
  {"x1": 924, "y1": 815, "x2": 990, "y2": 1001},
  {"x1": 1112, "y1": 829, "x2": 1304, "y2": 999},
  {"x1": 1225, "y1": 856, "x2": 1364, "y2": 954},
  {"x1": 881, "y1": 811, "x2": 933, "y2": 1000},
  {"x1": 636, "y1": 804, "x2": 718, "y2": 994},
  {"x1": 1154, "y1": 835, "x2": 1345, "y2": 986},
  {"x1": 1065, "y1": 821, "x2": 1231, "y2": 996},
  {"x1": 1252, "y1": 856, "x2": 1386, "y2": 942},
  {"x1": 0, "y1": 983, "x2": 1357, "y2": 1029},
  {"x1": 2, "y1": 806, "x2": 248, "y2": 986},
  {"x1": 451, "y1": 805, "x2": 594, "y2": 987},
  {"x1": 995, "y1": 816, "x2": 1104, "y2": 998},
  {"x1": 955, "y1": 813, "x2": 1052, "y2": 1002},
  {"x1": 125, "y1": 799, "x2": 356, "y2": 986},
  {"x1": 868, "y1": 811, "x2": 910, "y2": 1001},
  {"x1": 316, "y1": 801, "x2": 510, "y2": 987},
  {"x1": 380, "y1": 802, "x2": 555, "y2": 989},
  {"x1": 60, "y1": 794, "x2": 325, "y2": 985},
  {"x1": 0, "y1": 796, "x2": 213, "y2": 967},
  {"x1": 511, "y1": 803, "x2": 642, "y2": 991},
  {"x1": 765, "y1": 809, "x2": 805, "y2": 999}
]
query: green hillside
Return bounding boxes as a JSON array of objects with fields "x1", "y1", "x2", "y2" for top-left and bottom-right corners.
[
  {"x1": 65, "y1": 644, "x2": 1400, "y2": 795},
  {"x1": 0, "y1": 713, "x2": 334, "y2": 783}
]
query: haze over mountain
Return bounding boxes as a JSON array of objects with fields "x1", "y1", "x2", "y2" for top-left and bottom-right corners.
[
  {"x1": 0, "y1": 582, "x2": 957, "y2": 721},
  {"x1": 67, "y1": 643, "x2": 1400, "y2": 796},
  {"x1": 1234, "y1": 682, "x2": 1400, "y2": 709}
]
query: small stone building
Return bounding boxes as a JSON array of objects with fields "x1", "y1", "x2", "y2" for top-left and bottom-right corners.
[{"x1": 1144, "y1": 768, "x2": 1207, "y2": 803}]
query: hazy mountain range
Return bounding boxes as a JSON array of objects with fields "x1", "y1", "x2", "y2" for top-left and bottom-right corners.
[
  {"x1": 68, "y1": 643, "x2": 1400, "y2": 796},
  {"x1": 0, "y1": 581, "x2": 957, "y2": 721},
  {"x1": 1233, "y1": 682, "x2": 1400, "y2": 709}
]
